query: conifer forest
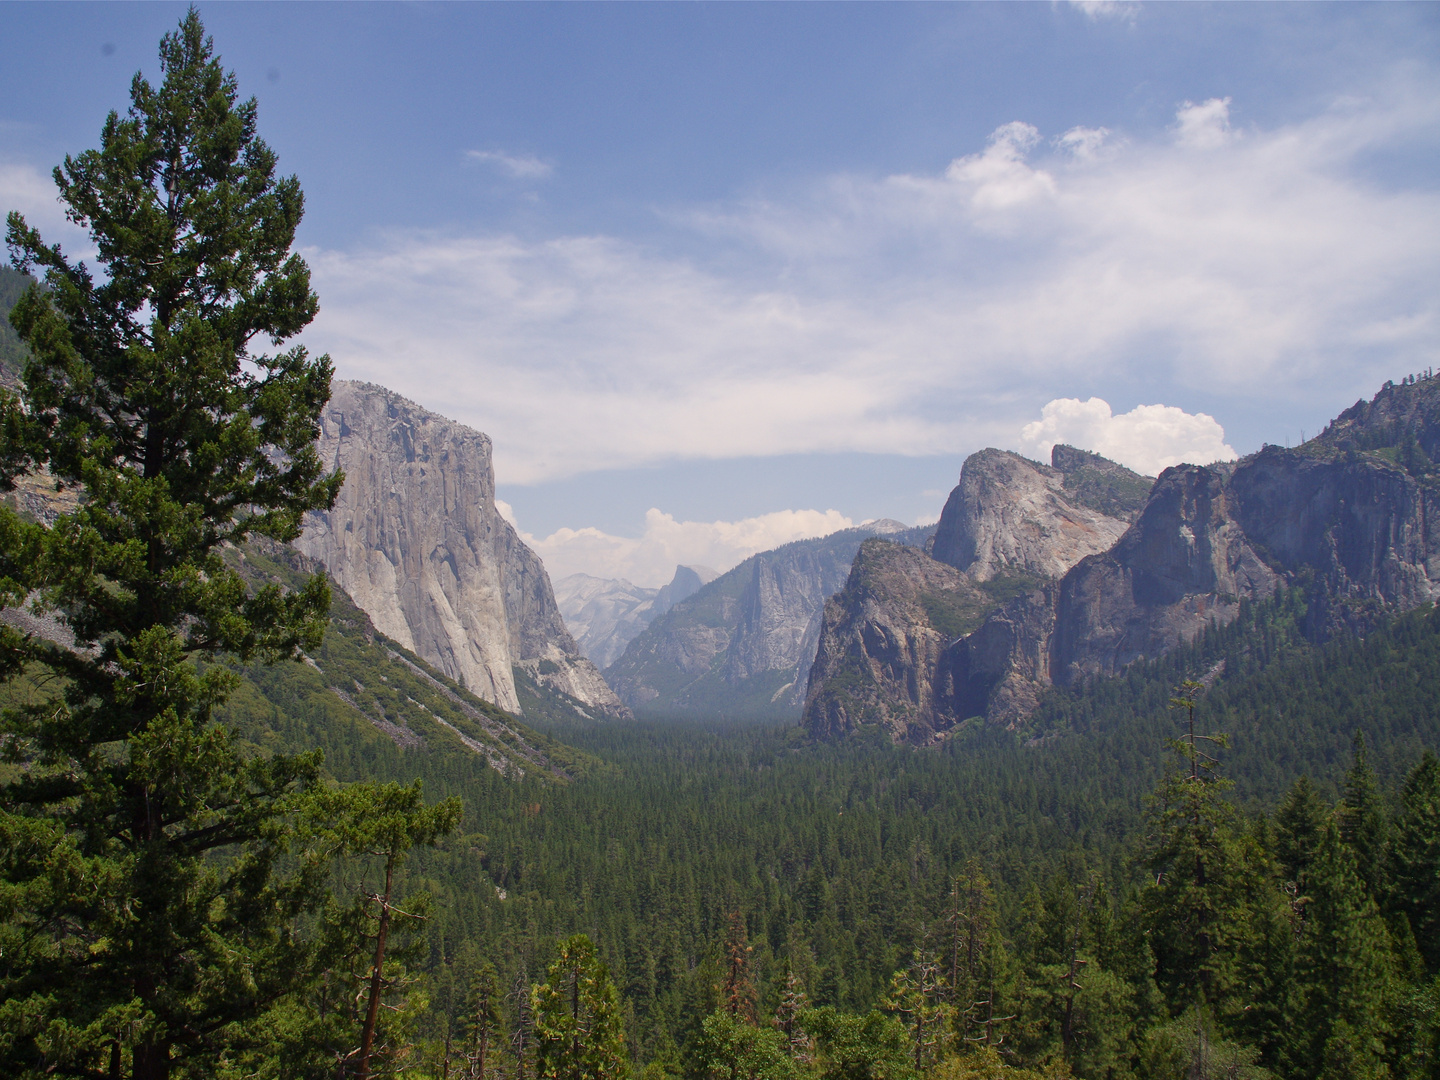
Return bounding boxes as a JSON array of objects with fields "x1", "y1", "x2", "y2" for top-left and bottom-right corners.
[{"x1": 1, "y1": 13, "x2": 1438, "y2": 1080}]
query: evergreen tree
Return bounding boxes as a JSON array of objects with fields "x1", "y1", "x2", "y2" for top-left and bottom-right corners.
[
  {"x1": 1275, "y1": 774, "x2": 1329, "y2": 887},
  {"x1": 1340, "y1": 733, "x2": 1392, "y2": 904},
  {"x1": 0, "y1": 11, "x2": 342, "y2": 1079},
  {"x1": 721, "y1": 910, "x2": 756, "y2": 1024},
  {"x1": 534, "y1": 935, "x2": 628, "y2": 1080},
  {"x1": 882, "y1": 943, "x2": 951, "y2": 1073},
  {"x1": 1142, "y1": 682, "x2": 1250, "y2": 1011},
  {"x1": 1285, "y1": 822, "x2": 1398, "y2": 1080},
  {"x1": 1391, "y1": 751, "x2": 1440, "y2": 977},
  {"x1": 773, "y1": 971, "x2": 815, "y2": 1065},
  {"x1": 464, "y1": 960, "x2": 505, "y2": 1080}
]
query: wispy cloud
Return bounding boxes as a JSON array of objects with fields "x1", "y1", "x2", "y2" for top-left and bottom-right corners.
[
  {"x1": 306, "y1": 79, "x2": 1440, "y2": 486},
  {"x1": 465, "y1": 149, "x2": 553, "y2": 180},
  {"x1": 1066, "y1": 1, "x2": 1140, "y2": 23},
  {"x1": 0, "y1": 161, "x2": 94, "y2": 260},
  {"x1": 496, "y1": 502, "x2": 853, "y2": 588}
]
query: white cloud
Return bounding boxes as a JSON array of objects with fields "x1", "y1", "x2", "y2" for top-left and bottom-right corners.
[
  {"x1": 1067, "y1": 0, "x2": 1140, "y2": 21},
  {"x1": 1173, "y1": 97, "x2": 1233, "y2": 149},
  {"x1": 499, "y1": 504, "x2": 854, "y2": 588},
  {"x1": 1056, "y1": 125, "x2": 1112, "y2": 160},
  {"x1": 1019, "y1": 397, "x2": 1237, "y2": 475},
  {"x1": 303, "y1": 79, "x2": 1440, "y2": 487},
  {"x1": 0, "y1": 161, "x2": 94, "y2": 259},
  {"x1": 466, "y1": 149, "x2": 553, "y2": 180},
  {"x1": 944, "y1": 121, "x2": 1057, "y2": 210}
]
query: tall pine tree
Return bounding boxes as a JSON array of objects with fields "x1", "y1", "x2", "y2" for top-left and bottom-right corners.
[{"x1": 0, "y1": 11, "x2": 341, "y2": 1078}]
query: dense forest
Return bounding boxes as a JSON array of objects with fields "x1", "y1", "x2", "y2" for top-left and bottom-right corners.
[
  {"x1": 207, "y1": 580, "x2": 1440, "y2": 1079},
  {"x1": 1, "y1": 12, "x2": 1437, "y2": 1080}
]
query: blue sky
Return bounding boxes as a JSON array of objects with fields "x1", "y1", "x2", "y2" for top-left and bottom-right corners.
[{"x1": 4, "y1": 2, "x2": 1439, "y2": 585}]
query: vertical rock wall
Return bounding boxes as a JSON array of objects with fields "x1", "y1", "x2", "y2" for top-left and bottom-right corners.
[{"x1": 299, "y1": 380, "x2": 628, "y2": 718}]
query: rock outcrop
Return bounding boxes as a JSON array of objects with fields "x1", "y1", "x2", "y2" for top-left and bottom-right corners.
[
  {"x1": 929, "y1": 446, "x2": 1148, "y2": 581},
  {"x1": 802, "y1": 539, "x2": 1007, "y2": 742},
  {"x1": 555, "y1": 564, "x2": 718, "y2": 669},
  {"x1": 607, "y1": 521, "x2": 933, "y2": 717},
  {"x1": 298, "y1": 381, "x2": 629, "y2": 718},
  {"x1": 806, "y1": 376, "x2": 1440, "y2": 741}
]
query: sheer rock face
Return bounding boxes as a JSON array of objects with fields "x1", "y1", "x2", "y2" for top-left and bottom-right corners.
[
  {"x1": 806, "y1": 382, "x2": 1440, "y2": 740},
  {"x1": 298, "y1": 381, "x2": 628, "y2": 718},
  {"x1": 929, "y1": 447, "x2": 1145, "y2": 581}
]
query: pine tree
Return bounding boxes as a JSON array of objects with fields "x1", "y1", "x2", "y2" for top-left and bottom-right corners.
[
  {"x1": 883, "y1": 941, "x2": 951, "y2": 1072},
  {"x1": 1142, "y1": 682, "x2": 1249, "y2": 1010},
  {"x1": 533, "y1": 935, "x2": 628, "y2": 1080},
  {"x1": 720, "y1": 910, "x2": 756, "y2": 1024},
  {"x1": 0, "y1": 11, "x2": 342, "y2": 1079},
  {"x1": 1391, "y1": 750, "x2": 1440, "y2": 976},
  {"x1": 1340, "y1": 733, "x2": 1391, "y2": 903},
  {"x1": 465, "y1": 960, "x2": 505, "y2": 1080},
  {"x1": 1275, "y1": 775, "x2": 1329, "y2": 887},
  {"x1": 1285, "y1": 822, "x2": 1398, "y2": 1079},
  {"x1": 772, "y1": 971, "x2": 814, "y2": 1065}
]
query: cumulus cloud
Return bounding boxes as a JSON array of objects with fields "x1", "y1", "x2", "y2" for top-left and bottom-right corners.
[
  {"x1": 496, "y1": 502, "x2": 853, "y2": 588},
  {"x1": 466, "y1": 149, "x2": 553, "y2": 179},
  {"x1": 1019, "y1": 397, "x2": 1237, "y2": 475},
  {"x1": 303, "y1": 80, "x2": 1440, "y2": 486}
]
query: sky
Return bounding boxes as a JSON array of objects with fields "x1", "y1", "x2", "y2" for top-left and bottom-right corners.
[{"x1": 4, "y1": 2, "x2": 1439, "y2": 587}]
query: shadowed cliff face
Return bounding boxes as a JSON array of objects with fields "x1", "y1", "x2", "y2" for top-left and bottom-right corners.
[
  {"x1": 802, "y1": 540, "x2": 1006, "y2": 743},
  {"x1": 299, "y1": 381, "x2": 629, "y2": 718}
]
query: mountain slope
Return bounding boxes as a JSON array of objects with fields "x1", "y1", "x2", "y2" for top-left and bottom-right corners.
[
  {"x1": 607, "y1": 521, "x2": 933, "y2": 717},
  {"x1": 555, "y1": 564, "x2": 718, "y2": 668}
]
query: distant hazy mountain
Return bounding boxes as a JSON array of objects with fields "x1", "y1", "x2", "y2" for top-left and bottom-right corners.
[
  {"x1": 606, "y1": 520, "x2": 934, "y2": 718},
  {"x1": 555, "y1": 564, "x2": 718, "y2": 668}
]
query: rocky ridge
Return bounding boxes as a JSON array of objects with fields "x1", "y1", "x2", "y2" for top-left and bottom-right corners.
[
  {"x1": 805, "y1": 376, "x2": 1440, "y2": 741},
  {"x1": 298, "y1": 381, "x2": 629, "y2": 718},
  {"x1": 804, "y1": 446, "x2": 1146, "y2": 740}
]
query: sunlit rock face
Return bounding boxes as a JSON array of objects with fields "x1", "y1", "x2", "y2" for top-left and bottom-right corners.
[
  {"x1": 299, "y1": 380, "x2": 629, "y2": 718},
  {"x1": 929, "y1": 446, "x2": 1148, "y2": 582}
]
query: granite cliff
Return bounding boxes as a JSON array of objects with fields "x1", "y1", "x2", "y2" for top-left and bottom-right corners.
[
  {"x1": 929, "y1": 446, "x2": 1149, "y2": 579},
  {"x1": 554, "y1": 564, "x2": 718, "y2": 669},
  {"x1": 298, "y1": 380, "x2": 629, "y2": 718},
  {"x1": 806, "y1": 377, "x2": 1440, "y2": 741},
  {"x1": 804, "y1": 446, "x2": 1146, "y2": 740},
  {"x1": 607, "y1": 521, "x2": 934, "y2": 717}
]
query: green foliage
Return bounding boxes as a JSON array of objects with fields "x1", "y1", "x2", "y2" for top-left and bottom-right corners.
[
  {"x1": 0, "y1": 265, "x2": 34, "y2": 385},
  {"x1": 689, "y1": 1009, "x2": 805, "y2": 1080},
  {"x1": 802, "y1": 1007, "x2": 915, "y2": 1080},
  {"x1": 534, "y1": 934, "x2": 628, "y2": 1080},
  {"x1": 0, "y1": 12, "x2": 348, "y2": 1077},
  {"x1": 1391, "y1": 752, "x2": 1440, "y2": 977}
]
